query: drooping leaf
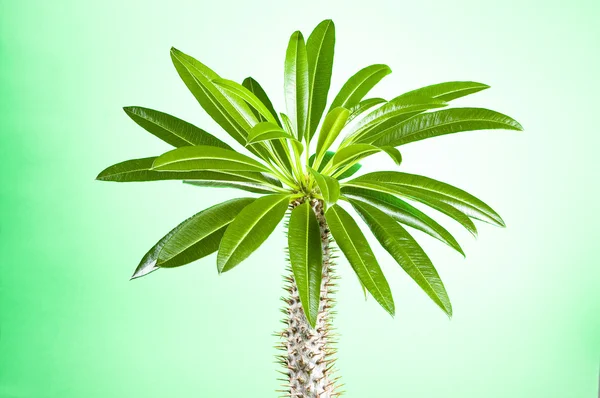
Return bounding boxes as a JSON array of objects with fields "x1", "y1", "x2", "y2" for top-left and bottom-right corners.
[
  {"x1": 314, "y1": 107, "x2": 350, "y2": 168},
  {"x1": 350, "y1": 200, "x2": 452, "y2": 316},
  {"x1": 96, "y1": 157, "x2": 277, "y2": 187},
  {"x1": 308, "y1": 151, "x2": 361, "y2": 180},
  {"x1": 123, "y1": 107, "x2": 232, "y2": 149},
  {"x1": 288, "y1": 202, "x2": 323, "y2": 327},
  {"x1": 380, "y1": 146, "x2": 402, "y2": 165},
  {"x1": 170, "y1": 48, "x2": 256, "y2": 146},
  {"x1": 347, "y1": 171, "x2": 504, "y2": 226},
  {"x1": 217, "y1": 194, "x2": 290, "y2": 272},
  {"x1": 309, "y1": 168, "x2": 340, "y2": 211},
  {"x1": 213, "y1": 78, "x2": 279, "y2": 124},
  {"x1": 306, "y1": 19, "x2": 335, "y2": 140},
  {"x1": 373, "y1": 107, "x2": 523, "y2": 147},
  {"x1": 131, "y1": 227, "x2": 182, "y2": 279},
  {"x1": 284, "y1": 31, "x2": 309, "y2": 139},
  {"x1": 184, "y1": 180, "x2": 278, "y2": 194},
  {"x1": 152, "y1": 146, "x2": 269, "y2": 173},
  {"x1": 243, "y1": 77, "x2": 282, "y2": 126},
  {"x1": 400, "y1": 81, "x2": 490, "y2": 102},
  {"x1": 328, "y1": 64, "x2": 391, "y2": 112},
  {"x1": 157, "y1": 198, "x2": 255, "y2": 267},
  {"x1": 325, "y1": 204, "x2": 395, "y2": 315},
  {"x1": 342, "y1": 187, "x2": 464, "y2": 255},
  {"x1": 247, "y1": 122, "x2": 296, "y2": 145},
  {"x1": 347, "y1": 98, "x2": 386, "y2": 124}
]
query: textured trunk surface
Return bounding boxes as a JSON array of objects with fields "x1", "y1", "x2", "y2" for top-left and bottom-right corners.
[{"x1": 278, "y1": 199, "x2": 340, "y2": 398}]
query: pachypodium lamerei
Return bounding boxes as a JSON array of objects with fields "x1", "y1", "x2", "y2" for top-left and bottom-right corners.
[{"x1": 97, "y1": 19, "x2": 522, "y2": 398}]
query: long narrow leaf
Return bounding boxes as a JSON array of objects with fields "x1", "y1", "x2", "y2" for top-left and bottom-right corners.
[
  {"x1": 213, "y1": 78, "x2": 278, "y2": 124},
  {"x1": 351, "y1": 200, "x2": 452, "y2": 316},
  {"x1": 288, "y1": 202, "x2": 323, "y2": 327},
  {"x1": 306, "y1": 19, "x2": 335, "y2": 140},
  {"x1": 347, "y1": 98, "x2": 386, "y2": 124},
  {"x1": 309, "y1": 151, "x2": 361, "y2": 180},
  {"x1": 400, "y1": 81, "x2": 490, "y2": 102},
  {"x1": 328, "y1": 64, "x2": 391, "y2": 112},
  {"x1": 124, "y1": 107, "x2": 232, "y2": 148},
  {"x1": 284, "y1": 31, "x2": 309, "y2": 139},
  {"x1": 342, "y1": 187, "x2": 464, "y2": 255},
  {"x1": 217, "y1": 194, "x2": 290, "y2": 272},
  {"x1": 158, "y1": 198, "x2": 255, "y2": 267},
  {"x1": 325, "y1": 204, "x2": 395, "y2": 315},
  {"x1": 373, "y1": 107, "x2": 523, "y2": 147},
  {"x1": 314, "y1": 107, "x2": 349, "y2": 167},
  {"x1": 152, "y1": 146, "x2": 269, "y2": 173},
  {"x1": 242, "y1": 77, "x2": 282, "y2": 126},
  {"x1": 347, "y1": 171, "x2": 504, "y2": 226}
]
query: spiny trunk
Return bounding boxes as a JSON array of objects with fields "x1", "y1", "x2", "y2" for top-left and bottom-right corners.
[{"x1": 277, "y1": 199, "x2": 341, "y2": 398}]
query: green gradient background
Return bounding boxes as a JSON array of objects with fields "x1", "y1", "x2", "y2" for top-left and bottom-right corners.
[{"x1": 1, "y1": 0, "x2": 598, "y2": 397}]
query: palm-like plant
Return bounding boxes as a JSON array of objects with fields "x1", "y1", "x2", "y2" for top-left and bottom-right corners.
[{"x1": 97, "y1": 19, "x2": 522, "y2": 397}]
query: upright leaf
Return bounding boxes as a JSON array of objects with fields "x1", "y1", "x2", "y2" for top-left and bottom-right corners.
[
  {"x1": 158, "y1": 198, "x2": 255, "y2": 267},
  {"x1": 170, "y1": 48, "x2": 256, "y2": 146},
  {"x1": 284, "y1": 31, "x2": 309, "y2": 139},
  {"x1": 400, "y1": 81, "x2": 490, "y2": 102},
  {"x1": 123, "y1": 107, "x2": 231, "y2": 149},
  {"x1": 288, "y1": 202, "x2": 323, "y2": 327},
  {"x1": 325, "y1": 205, "x2": 395, "y2": 315},
  {"x1": 373, "y1": 107, "x2": 523, "y2": 147},
  {"x1": 314, "y1": 107, "x2": 350, "y2": 167},
  {"x1": 152, "y1": 146, "x2": 269, "y2": 173},
  {"x1": 217, "y1": 194, "x2": 290, "y2": 272},
  {"x1": 243, "y1": 77, "x2": 282, "y2": 126},
  {"x1": 213, "y1": 78, "x2": 279, "y2": 124},
  {"x1": 306, "y1": 19, "x2": 335, "y2": 140},
  {"x1": 328, "y1": 64, "x2": 391, "y2": 112},
  {"x1": 309, "y1": 168, "x2": 340, "y2": 211},
  {"x1": 342, "y1": 187, "x2": 463, "y2": 255},
  {"x1": 351, "y1": 200, "x2": 452, "y2": 316}
]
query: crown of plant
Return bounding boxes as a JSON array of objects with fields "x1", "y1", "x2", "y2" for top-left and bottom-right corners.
[{"x1": 97, "y1": 19, "x2": 522, "y2": 325}]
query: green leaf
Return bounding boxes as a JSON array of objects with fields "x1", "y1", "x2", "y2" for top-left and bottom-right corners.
[
  {"x1": 325, "y1": 204, "x2": 395, "y2": 315},
  {"x1": 184, "y1": 180, "x2": 278, "y2": 194},
  {"x1": 157, "y1": 198, "x2": 255, "y2": 267},
  {"x1": 330, "y1": 144, "x2": 380, "y2": 170},
  {"x1": 284, "y1": 31, "x2": 309, "y2": 139},
  {"x1": 97, "y1": 157, "x2": 277, "y2": 186},
  {"x1": 288, "y1": 202, "x2": 323, "y2": 327},
  {"x1": 152, "y1": 146, "x2": 269, "y2": 173},
  {"x1": 132, "y1": 228, "x2": 180, "y2": 279},
  {"x1": 247, "y1": 122, "x2": 296, "y2": 145},
  {"x1": 328, "y1": 64, "x2": 391, "y2": 112},
  {"x1": 243, "y1": 77, "x2": 282, "y2": 126},
  {"x1": 350, "y1": 200, "x2": 452, "y2": 316},
  {"x1": 217, "y1": 194, "x2": 290, "y2": 272},
  {"x1": 314, "y1": 107, "x2": 350, "y2": 167},
  {"x1": 170, "y1": 48, "x2": 256, "y2": 146},
  {"x1": 309, "y1": 168, "x2": 340, "y2": 211},
  {"x1": 213, "y1": 78, "x2": 278, "y2": 124},
  {"x1": 123, "y1": 107, "x2": 232, "y2": 149},
  {"x1": 344, "y1": 96, "x2": 447, "y2": 145},
  {"x1": 306, "y1": 19, "x2": 335, "y2": 140},
  {"x1": 341, "y1": 187, "x2": 464, "y2": 255},
  {"x1": 346, "y1": 171, "x2": 502, "y2": 227},
  {"x1": 309, "y1": 151, "x2": 361, "y2": 180},
  {"x1": 380, "y1": 146, "x2": 402, "y2": 165},
  {"x1": 373, "y1": 107, "x2": 523, "y2": 147},
  {"x1": 347, "y1": 98, "x2": 386, "y2": 124},
  {"x1": 400, "y1": 81, "x2": 490, "y2": 102}
]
